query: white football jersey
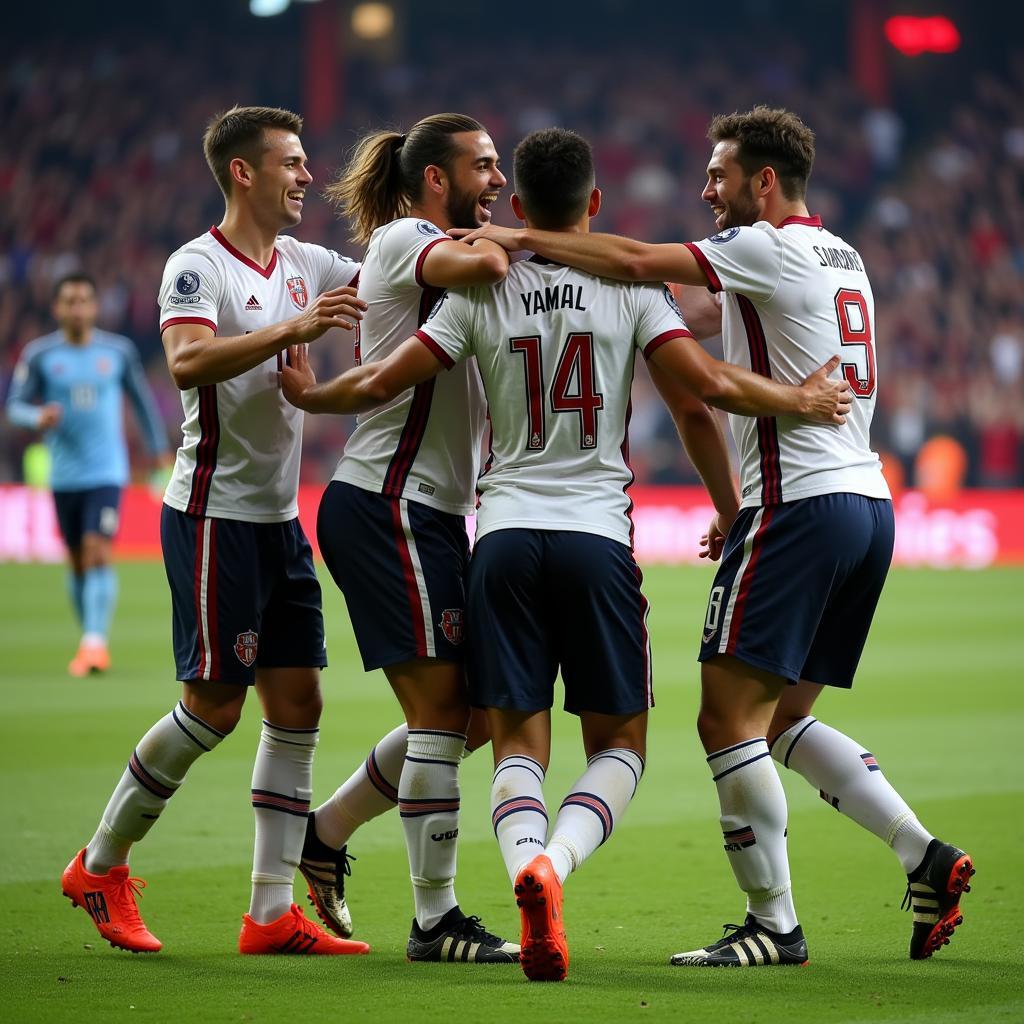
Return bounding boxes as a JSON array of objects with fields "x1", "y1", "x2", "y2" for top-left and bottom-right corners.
[
  {"x1": 158, "y1": 227, "x2": 359, "y2": 522},
  {"x1": 417, "y1": 256, "x2": 693, "y2": 546},
  {"x1": 332, "y1": 217, "x2": 487, "y2": 516},
  {"x1": 686, "y1": 216, "x2": 890, "y2": 509}
]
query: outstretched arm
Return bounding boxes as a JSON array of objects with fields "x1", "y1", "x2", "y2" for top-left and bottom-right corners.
[
  {"x1": 648, "y1": 337, "x2": 851, "y2": 423},
  {"x1": 280, "y1": 336, "x2": 445, "y2": 415},
  {"x1": 451, "y1": 224, "x2": 707, "y2": 286}
]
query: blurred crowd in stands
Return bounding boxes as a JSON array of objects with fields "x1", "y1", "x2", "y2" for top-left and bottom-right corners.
[{"x1": 3, "y1": 30, "x2": 1023, "y2": 490}]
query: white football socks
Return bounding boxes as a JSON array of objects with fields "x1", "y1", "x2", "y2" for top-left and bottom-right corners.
[
  {"x1": 772, "y1": 716, "x2": 934, "y2": 874},
  {"x1": 85, "y1": 701, "x2": 225, "y2": 874},
  {"x1": 313, "y1": 723, "x2": 407, "y2": 850},
  {"x1": 491, "y1": 755, "x2": 548, "y2": 883},
  {"x1": 708, "y1": 738, "x2": 798, "y2": 934},
  {"x1": 400, "y1": 729, "x2": 465, "y2": 931},
  {"x1": 547, "y1": 748, "x2": 645, "y2": 884},
  {"x1": 249, "y1": 722, "x2": 317, "y2": 924}
]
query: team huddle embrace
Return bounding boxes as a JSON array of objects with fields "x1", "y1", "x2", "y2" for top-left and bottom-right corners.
[{"x1": 58, "y1": 103, "x2": 973, "y2": 980}]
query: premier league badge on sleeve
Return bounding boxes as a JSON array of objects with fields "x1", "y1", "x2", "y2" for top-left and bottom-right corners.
[
  {"x1": 417, "y1": 220, "x2": 442, "y2": 236},
  {"x1": 170, "y1": 270, "x2": 202, "y2": 304},
  {"x1": 175, "y1": 271, "x2": 201, "y2": 294},
  {"x1": 286, "y1": 277, "x2": 309, "y2": 310},
  {"x1": 709, "y1": 227, "x2": 741, "y2": 244}
]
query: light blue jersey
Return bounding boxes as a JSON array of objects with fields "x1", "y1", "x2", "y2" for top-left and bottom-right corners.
[{"x1": 6, "y1": 329, "x2": 169, "y2": 490}]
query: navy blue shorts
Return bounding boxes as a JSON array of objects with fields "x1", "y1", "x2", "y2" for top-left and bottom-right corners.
[
  {"x1": 467, "y1": 529, "x2": 653, "y2": 716},
  {"x1": 53, "y1": 486, "x2": 122, "y2": 548},
  {"x1": 160, "y1": 505, "x2": 326, "y2": 686},
  {"x1": 316, "y1": 481, "x2": 470, "y2": 671},
  {"x1": 699, "y1": 493, "x2": 894, "y2": 688}
]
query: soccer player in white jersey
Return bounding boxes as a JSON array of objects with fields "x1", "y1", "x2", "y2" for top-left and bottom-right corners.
[
  {"x1": 281, "y1": 126, "x2": 850, "y2": 980},
  {"x1": 457, "y1": 107, "x2": 974, "y2": 966},
  {"x1": 292, "y1": 113, "x2": 520, "y2": 963},
  {"x1": 61, "y1": 106, "x2": 371, "y2": 956}
]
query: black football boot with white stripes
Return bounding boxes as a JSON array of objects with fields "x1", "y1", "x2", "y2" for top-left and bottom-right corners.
[
  {"x1": 669, "y1": 915, "x2": 808, "y2": 967},
  {"x1": 904, "y1": 839, "x2": 975, "y2": 960},
  {"x1": 406, "y1": 906, "x2": 520, "y2": 963}
]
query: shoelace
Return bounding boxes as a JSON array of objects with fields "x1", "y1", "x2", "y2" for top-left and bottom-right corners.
[
  {"x1": 456, "y1": 915, "x2": 502, "y2": 946},
  {"x1": 721, "y1": 922, "x2": 750, "y2": 938},
  {"x1": 110, "y1": 876, "x2": 149, "y2": 927}
]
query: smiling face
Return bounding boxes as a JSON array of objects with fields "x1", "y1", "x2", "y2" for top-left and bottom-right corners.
[
  {"x1": 702, "y1": 140, "x2": 763, "y2": 231},
  {"x1": 246, "y1": 129, "x2": 313, "y2": 230},
  {"x1": 441, "y1": 131, "x2": 506, "y2": 230}
]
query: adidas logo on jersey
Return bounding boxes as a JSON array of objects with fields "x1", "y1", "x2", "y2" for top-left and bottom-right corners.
[{"x1": 245, "y1": 295, "x2": 263, "y2": 311}]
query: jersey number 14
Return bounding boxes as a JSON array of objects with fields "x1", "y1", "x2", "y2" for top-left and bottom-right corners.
[{"x1": 509, "y1": 333, "x2": 605, "y2": 451}]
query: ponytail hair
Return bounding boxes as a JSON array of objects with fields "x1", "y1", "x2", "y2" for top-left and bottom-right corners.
[{"x1": 326, "y1": 112, "x2": 486, "y2": 244}]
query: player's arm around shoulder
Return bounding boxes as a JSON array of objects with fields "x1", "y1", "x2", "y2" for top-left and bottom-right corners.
[
  {"x1": 647, "y1": 334, "x2": 851, "y2": 423},
  {"x1": 280, "y1": 334, "x2": 445, "y2": 416},
  {"x1": 419, "y1": 236, "x2": 508, "y2": 289}
]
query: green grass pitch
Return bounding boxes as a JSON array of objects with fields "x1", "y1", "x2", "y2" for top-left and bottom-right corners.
[{"x1": 0, "y1": 560, "x2": 1021, "y2": 1023}]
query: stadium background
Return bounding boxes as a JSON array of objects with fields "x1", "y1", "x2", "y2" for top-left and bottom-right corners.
[{"x1": 1, "y1": 3, "x2": 1022, "y2": 1022}]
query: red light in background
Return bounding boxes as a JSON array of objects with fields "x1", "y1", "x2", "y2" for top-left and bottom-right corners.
[{"x1": 885, "y1": 16, "x2": 961, "y2": 56}]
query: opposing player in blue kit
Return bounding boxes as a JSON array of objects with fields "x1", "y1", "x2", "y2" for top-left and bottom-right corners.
[
  {"x1": 6, "y1": 273, "x2": 171, "y2": 676},
  {"x1": 458, "y1": 107, "x2": 974, "y2": 965},
  {"x1": 281, "y1": 127, "x2": 850, "y2": 980},
  {"x1": 60, "y1": 106, "x2": 371, "y2": 956}
]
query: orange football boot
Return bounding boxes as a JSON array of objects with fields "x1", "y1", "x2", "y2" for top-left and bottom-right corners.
[
  {"x1": 61, "y1": 848, "x2": 162, "y2": 953},
  {"x1": 68, "y1": 641, "x2": 111, "y2": 677},
  {"x1": 239, "y1": 903, "x2": 371, "y2": 955},
  {"x1": 514, "y1": 854, "x2": 568, "y2": 981}
]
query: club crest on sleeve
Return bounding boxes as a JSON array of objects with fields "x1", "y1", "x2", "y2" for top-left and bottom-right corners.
[
  {"x1": 438, "y1": 608, "x2": 464, "y2": 645},
  {"x1": 709, "y1": 227, "x2": 741, "y2": 244},
  {"x1": 175, "y1": 271, "x2": 201, "y2": 295},
  {"x1": 286, "y1": 277, "x2": 309, "y2": 310},
  {"x1": 417, "y1": 220, "x2": 442, "y2": 237},
  {"x1": 234, "y1": 630, "x2": 259, "y2": 667}
]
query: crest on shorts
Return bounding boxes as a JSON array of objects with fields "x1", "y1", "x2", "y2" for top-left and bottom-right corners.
[
  {"x1": 286, "y1": 276, "x2": 308, "y2": 310},
  {"x1": 234, "y1": 630, "x2": 259, "y2": 667},
  {"x1": 438, "y1": 608, "x2": 464, "y2": 646}
]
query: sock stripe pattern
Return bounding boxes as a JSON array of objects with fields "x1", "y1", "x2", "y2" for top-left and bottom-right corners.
[
  {"x1": 399, "y1": 797, "x2": 461, "y2": 818},
  {"x1": 861, "y1": 752, "x2": 880, "y2": 771},
  {"x1": 769, "y1": 717, "x2": 818, "y2": 768},
  {"x1": 587, "y1": 750, "x2": 645, "y2": 795},
  {"x1": 711, "y1": 750, "x2": 771, "y2": 782},
  {"x1": 128, "y1": 751, "x2": 178, "y2": 800},
  {"x1": 493, "y1": 754, "x2": 545, "y2": 786},
  {"x1": 251, "y1": 788, "x2": 312, "y2": 817},
  {"x1": 559, "y1": 791, "x2": 614, "y2": 844},
  {"x1": 723, "y1": 824, "x2": 757, "y2": 849},
  {"x1": 366, "y1": 746, "x2": 400, "y2": 803},
  {"x1": 171, "y1": 702, "x2": 220, "y2": 751},
  {"x1": 492, "y1": 795, "x2": 547, "y2": 831}
]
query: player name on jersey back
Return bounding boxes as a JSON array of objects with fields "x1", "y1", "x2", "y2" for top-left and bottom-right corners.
[
  {"x1": 687, "y1": 217, "x2": 891, "y2": 508},
  {"x1": 158, "y1": 227, "x2": 359, "y2": 522},
  {"x1": 417, "y1": 256, "x2": 693, "y2": 547}
]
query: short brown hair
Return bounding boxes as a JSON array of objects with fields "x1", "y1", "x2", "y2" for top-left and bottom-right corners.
[
  {"x1": 202, "y1": 105, "x2": 304, "y2": 198},
  {"x1": 708, "y1": 106, "x2": 815, "y2": 200}
]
